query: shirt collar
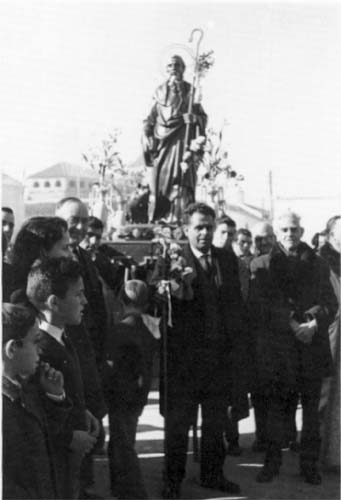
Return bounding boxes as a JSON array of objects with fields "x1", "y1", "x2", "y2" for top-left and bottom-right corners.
[
  {"x1": 2, "y1": 374, "x2": 22, "y2": 402},
  {"x1": 190, "y1": 245, "x2": 212, "y2": 261},
  {"x1": 39, "y1": 320, "x2": 65, "y2": 345}
]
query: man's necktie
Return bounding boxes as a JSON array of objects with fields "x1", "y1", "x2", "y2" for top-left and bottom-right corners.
[{"x1": 200, "y1": 254, "x2": 211, "y2": 273}]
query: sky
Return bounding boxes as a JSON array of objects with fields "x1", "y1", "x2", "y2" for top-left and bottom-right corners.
[{"x1": 1, "y1": 0, "x2": 341, "y2": 209}]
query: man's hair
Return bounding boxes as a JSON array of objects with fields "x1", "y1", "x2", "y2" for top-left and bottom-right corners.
[
  {"x1": 237, "y1": 228, "x2": 252, "y2": 238},
  {"x1": 275, "y1": 210, "x2": 301, "y2": 228},
  {"x1": 26, "y1": 257, "x2": 82, "y2": 308},
  {"x1": 55, "y1": 197, "x2": 82, "y2": 211},
  {"x1": 2, "y1": 303, "x2": 37, "y2": 345},
  {"x1": 252, "y1": 221, "x2": 274, "y2": 239},
  {"x1": 11, "y1": 217, "x2": 68, "y2": 288},
  {"x1": 325, "y1": 215, "x2": 341, "y2": 235},
  {"x1": 183, "y1": 202, "x2": 216, "y2": 225},
  {"x1": 215, "y1": 214, "x2": 236, "y2": 228},
  {"x1": 119, "y1": 280, "x2": 149, "y2": 308},
  {"x1": 88, "y1": 216, "x2": 104, "y2": 231},
  {"x1": 2, "y1": 207, "x2": 14, "y2": 215}
]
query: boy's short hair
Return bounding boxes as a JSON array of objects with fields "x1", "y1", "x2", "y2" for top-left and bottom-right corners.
[
  {"x1": 2, "y1": 303, "x2": 37, "y2": 345},
  {"x1": 119, "y1": 280, "x2": 149, "y2": 308},
  {"x1": 26, "y1": 257, "x2": 82, "y2": 308},
  {"x1": 183, "y1": 202, "x2": 216, "y2": 225}
]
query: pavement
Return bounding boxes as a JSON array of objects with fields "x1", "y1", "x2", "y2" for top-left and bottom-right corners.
[{"x1": 94, "y1": 391, "x2": 340, "y2": 500}]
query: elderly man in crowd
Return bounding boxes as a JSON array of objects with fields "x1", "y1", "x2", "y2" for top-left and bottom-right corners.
[
  {"x1": 252, "y1": 221, "x2": 275, "y2": 257},
  {"x1": 249, "y1": 210, "x2": 337, "y2": 484},
  {"x1": 250, "y1": 221, "x2": 276, "y2": 452}
]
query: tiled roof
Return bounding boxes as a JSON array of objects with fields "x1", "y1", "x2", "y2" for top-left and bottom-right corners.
[{"x1": 27, "y1": 162, "x2": 97, "y2": 179}]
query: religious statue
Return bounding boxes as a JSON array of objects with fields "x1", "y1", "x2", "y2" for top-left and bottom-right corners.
[{"x1": 142, "y1": 52, "x2": 208, "y2": 222}]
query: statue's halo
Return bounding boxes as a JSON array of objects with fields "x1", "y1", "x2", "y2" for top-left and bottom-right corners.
[{"x1": 158, "y1": 43, "x2": 195, "y2": 78}]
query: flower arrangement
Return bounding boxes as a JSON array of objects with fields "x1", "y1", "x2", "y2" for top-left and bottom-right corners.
[
  {"x1": 196, "y1": 50, "x2": 215, "y2": 78},
  {"x1": 155, "y1": 238, "x2": 194, "y2": 301},
  {"x1": 82, "y1": 129, "x2": 126, "y2": 184}
]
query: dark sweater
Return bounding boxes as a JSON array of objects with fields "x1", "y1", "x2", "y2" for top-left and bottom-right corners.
[{"x1": 103, "y1": 315, "x2": 157, "y2": 413}]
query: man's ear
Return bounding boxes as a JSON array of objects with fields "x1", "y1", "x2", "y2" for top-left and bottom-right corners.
[
  {"x1": 300, "y1": 227, "x2": 305, "y2": 238},
  {"x1": 4, "y1": 340, "x2": 17, "y2": 359},
  {"x1": 46, "y1": 294, "x2": 60, "y2": 312},
  {"x1": 183, "y1": 225, "x2": 189, "y2": 238}
]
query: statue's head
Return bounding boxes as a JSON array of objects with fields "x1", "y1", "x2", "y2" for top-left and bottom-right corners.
[{"x1": 166, "y1": 55, "x2": 185, "y2": 81}]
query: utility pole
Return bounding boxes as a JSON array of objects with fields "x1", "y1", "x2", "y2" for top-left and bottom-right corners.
[{"x1": 268, "y1": 169, "x2": 274, "y2": 221}]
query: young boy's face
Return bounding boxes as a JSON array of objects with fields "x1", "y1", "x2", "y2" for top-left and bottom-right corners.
[
  {"x1": 57, "y1": 277, "x2": 87, "y2": 325},
  {"x1": 12, "y1": 322, "x2": 41, "y2": 379}
]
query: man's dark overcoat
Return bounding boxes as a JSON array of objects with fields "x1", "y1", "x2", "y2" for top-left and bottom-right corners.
[
  {"x1": 155, "y1": 244, "x2": 248, "y2": 413},
  {"x1": 249, "y1": 241, "x2": 337, "y2": 393}
]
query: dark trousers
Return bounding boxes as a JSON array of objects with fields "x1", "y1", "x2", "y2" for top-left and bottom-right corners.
[
  {"x1": 165, "y1": 395, "x2": 227, "y2": 485},
  {"x1": 265, "y1": 379, "x2": 322, "y2": 468},
  {"x1": 224, "y1": 407, "x2": 239, "y2": 445},
  {"x1": 108, "y1": 411, "x2": 147, "y2": 499},
  {"x1": 252, "y1": 391, "x2": 298, "y2": 446}
]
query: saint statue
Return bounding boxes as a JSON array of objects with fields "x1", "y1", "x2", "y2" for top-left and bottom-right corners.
[{"x1": 142, "y1": 55, "x2": 207, "y2": 222}]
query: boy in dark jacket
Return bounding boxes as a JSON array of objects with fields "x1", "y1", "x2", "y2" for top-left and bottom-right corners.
[
  {"x1": 103, "y1": 279, "x2": 158, "y2": 499},
  {"x1": 2, "y1": 303, "x2": 70, "y2": 499},
  {"x1": 26, "y1": 257, "x2": 98, "y2": 499}
]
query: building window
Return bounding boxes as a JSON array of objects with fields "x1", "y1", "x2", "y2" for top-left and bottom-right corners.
[
  {"x1": 44, "y1": 181, "x2": 51, "y2": 188},
  {"x1": 33, "y1": 181, "x2": 39, "y2": 188},
  {"x1": 55, "y1": 180, "x2": 61, "y2": 187},
  {"x1": 69, "y1": 180, "x2": 76, "y2": 188}
]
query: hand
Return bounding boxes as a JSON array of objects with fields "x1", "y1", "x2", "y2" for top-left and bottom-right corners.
[
  {"x1": 169, "y1": 279, "x2": 181, "y2": 293},
  {"x1": 69, "y1": 430, "x2": 96, "y2": 456},
  {"x1": 295, "y1": 320, "x2": 317, "y2": 345},
  {"x1": 85, "y1": 409, "x2": 100, "y2": 438},
  {"x1": 39, "y1": 362, "x2": 64, "y2": 396},
  {"x1": 289, "y1": 318, "x2": 300, "y2": 334},
  {"x1": 183, "y1": 113, "x2": 197, "y2": 124},
  {"x1": 142, "y1": 134, "x2": 156, "y2": 150}
]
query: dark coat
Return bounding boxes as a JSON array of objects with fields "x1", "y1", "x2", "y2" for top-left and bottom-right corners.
[
  {"x1": 76, "y1": 246, "x2": 108, "y2": 364},
  {"x1": 152, "y1": 244, "x2": 248, "y2": 414},
  {"x1": 2, "y1": 377, "x2": 70, "y2": 499},
  {"x1": 249, "y1": 242, "x2": 337, "y2": 392},
  {"x1": 38, "y1": 328, "x2": 87, "y2": 441},
  {"x1": 2, "y1": 260, "x2": 14, "y2": 302},
  {"x1": 68, "y1": 322, "x2": 108, "y2": 420},
  {"x1": 102, "y1": 315, "x2": 157, "y2": 414}
]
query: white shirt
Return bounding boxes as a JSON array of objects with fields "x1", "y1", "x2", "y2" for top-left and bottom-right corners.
[
  {"x1": 190, "y1": 245, "x2": 212, "y2": 266},
  {"x1": 39, "y1": 320, "x2": 65, "y2": 346}
]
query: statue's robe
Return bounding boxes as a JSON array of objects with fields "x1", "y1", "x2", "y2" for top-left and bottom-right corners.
[{"x1": 143, "y1": 80, "x2": 207, "y2": 220}]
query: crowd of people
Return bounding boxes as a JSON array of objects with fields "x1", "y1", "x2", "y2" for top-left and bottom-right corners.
[{"x1": 1, "y1": 200, "x2": 340, "y2": 500}]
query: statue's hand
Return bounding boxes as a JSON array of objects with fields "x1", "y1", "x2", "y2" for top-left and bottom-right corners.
[
  {"x1": 142, "y1": 134, "x2": 156, "y2": 152},
  {"x1": 183, "y1": 113, "x2": 197, "y2": 124}
]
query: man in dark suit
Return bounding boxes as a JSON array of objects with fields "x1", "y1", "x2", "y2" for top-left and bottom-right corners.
[
  {"x1": 154, "y1": 202, "x2": 244, "y2": 499},
  {"x1": 55, "y1": 197, "x2": 108, "y2": 498},
  {"x1": 249, "y1": 210, "x2": 337, "y2": 485}
]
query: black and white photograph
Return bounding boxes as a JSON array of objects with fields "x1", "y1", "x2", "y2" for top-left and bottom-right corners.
[{"x1": 1, "y1": 1, "x2": 340, "y2": 499}]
